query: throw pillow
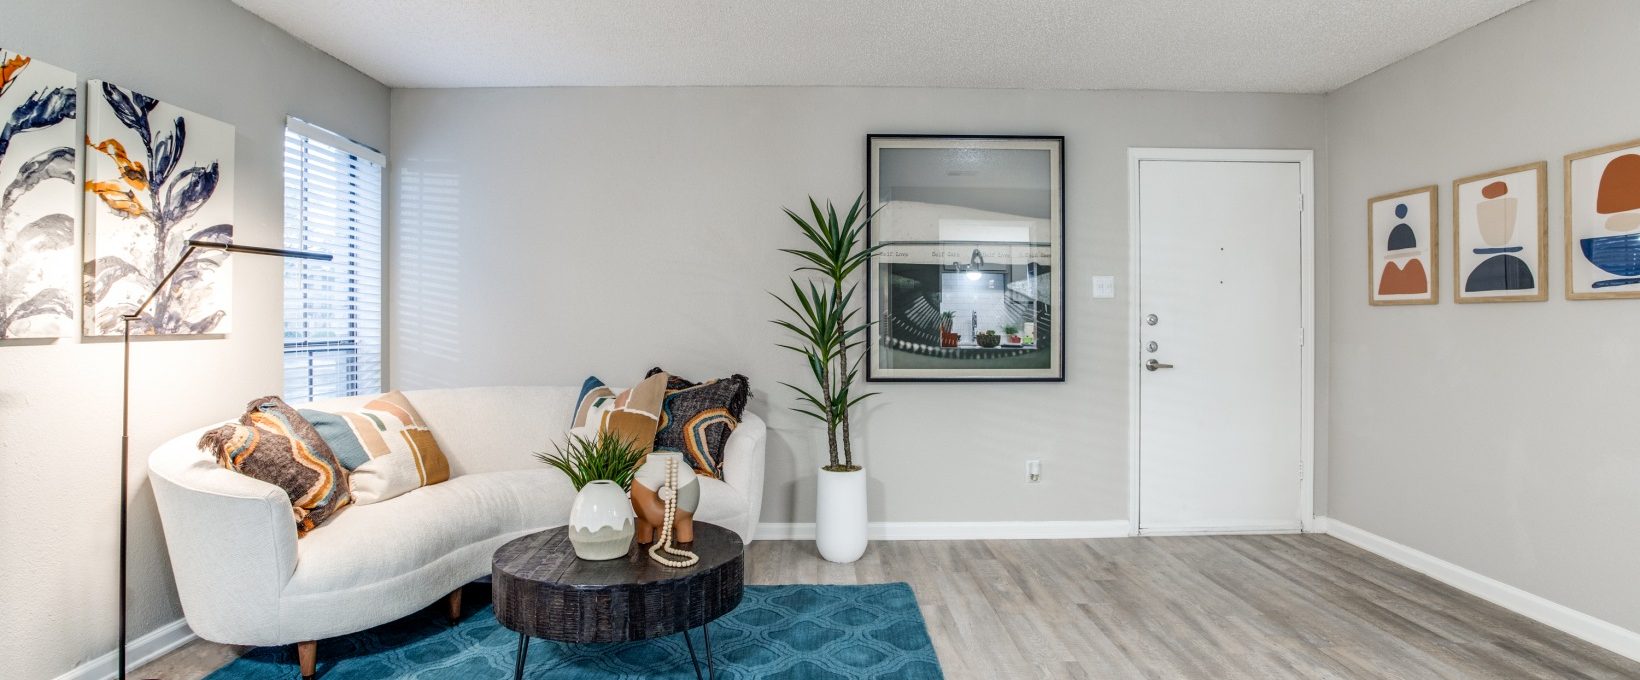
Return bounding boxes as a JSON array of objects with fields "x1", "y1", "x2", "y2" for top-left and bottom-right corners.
[
  {"x1": 570, "y1": 376, "x2": 616, "y2": 429},
  {"x1": 645, "y1": 367, "x2": 751, "y2": 417},
  {"x1": 645, "y1": 368, "x2": 751, "y2": 479},
  {"x1": 199, "y1": 396, "x2": 352, "y2": 536},
  {"x1": 299, "y1": 391, "x2": 451, "y2": 505},
  {"x1": 566, "y1": 372, "x2": 669, "y2": 452},
  {"x1": 607, "y1": 371, "x2": 669, "y2": 452}
]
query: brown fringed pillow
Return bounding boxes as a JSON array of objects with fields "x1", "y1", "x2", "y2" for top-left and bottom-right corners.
[
  {"x1": 645, "y1": 368, "x2": 750, "y2": 479},
  {"x1": 199, "y1": 396, "x2": 352, "y2": 536}
]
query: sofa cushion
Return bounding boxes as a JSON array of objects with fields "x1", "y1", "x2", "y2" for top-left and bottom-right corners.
[
  {"x1": 300, "y1": 391, "x2": 451, "y2": 505},
  {"x1": 285, "y1": 469, "x2": 749, "y2": 598},
  {"x1": 691, "y1": 475, "x2": 751, "y2": 539},
  {"x1": 286, "y1": 469, "x2": 572, "y2": 597},
  {"x1": 198, "y1": 396, "x2": 352, "y2": 536}
]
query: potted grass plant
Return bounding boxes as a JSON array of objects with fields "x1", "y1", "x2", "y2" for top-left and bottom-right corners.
[
  {"x1": 771, "y1": 193, "x2": 881, "y2": 563},
  {"x1": 1003, "y1": 324, "x2": 1021, "y2": 345},
  {"x1": 536, "y1": 432, "x2": 647, "y2": 560}
]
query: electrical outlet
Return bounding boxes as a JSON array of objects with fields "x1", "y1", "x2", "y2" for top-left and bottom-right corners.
[
  {"x1": 1026, "y1": 459, "x2": 1041, "y2": 483},
  {"x1": 1091, "y1": 275, "x2": 1116, "y2": 299}
]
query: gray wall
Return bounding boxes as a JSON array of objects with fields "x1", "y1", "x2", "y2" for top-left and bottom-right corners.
[
  {"x1": 388, "y1": 87, "x2": 1326, "y2": 527},
  {"x1": 1325, "y1": 0, "x2": 1640, "y2": 631},
  {"x1": 0, "y1": 1, "x2": 388, "y2": 676}
]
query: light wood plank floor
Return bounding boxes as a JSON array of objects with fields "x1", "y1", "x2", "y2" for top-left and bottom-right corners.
[{"x1": 137, "y1": 535, "x2": 1640, "y2": 679}]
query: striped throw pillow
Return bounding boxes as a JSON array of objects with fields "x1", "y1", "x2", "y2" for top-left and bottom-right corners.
[
  {"x1": 646, "y1": 368, "x2": 750, "y2": 479},
  {"x1": 200, "y1": 396, "x2": 352, "y2": 536}
]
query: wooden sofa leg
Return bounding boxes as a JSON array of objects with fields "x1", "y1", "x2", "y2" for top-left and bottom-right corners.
[
  {"x1": 447, "y1": 587, "x2": 463, "y2": 621},
  {"x1": 297, "y1": 640, "x2": 317, "y2": 678}
]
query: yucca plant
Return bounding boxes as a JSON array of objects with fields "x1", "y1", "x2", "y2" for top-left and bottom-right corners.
[
  {"x1": 535, "y1": 431, "x2": 647, "y2": 491},
  {"x1": 771, "y1": 193, "x2": 882, "y2": 471}
]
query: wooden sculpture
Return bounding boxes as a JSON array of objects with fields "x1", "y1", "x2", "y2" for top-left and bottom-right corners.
[{"x1": 632, "y1": 451, "x2": 699, "y2": 545}]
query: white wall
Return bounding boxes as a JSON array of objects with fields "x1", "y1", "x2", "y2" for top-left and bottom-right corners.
[
  {"x1": 1325, "y1": 0, "x2": 1640, "y2": 632},
  {"x1": 0, "y1": 2, "x2": 388, "y2": 677},
  {"x1": 389, "y1": 87, "x2": 1326, "y2": 527}
]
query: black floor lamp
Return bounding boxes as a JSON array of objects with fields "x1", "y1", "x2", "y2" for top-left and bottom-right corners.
[{"x1": 118, "y1": 238, "x2": 330, "y2": 679}]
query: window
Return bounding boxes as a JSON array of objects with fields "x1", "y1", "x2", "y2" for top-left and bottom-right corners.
[{"x1": 283, "y1": 117, "x2": 385, "y2": 402}]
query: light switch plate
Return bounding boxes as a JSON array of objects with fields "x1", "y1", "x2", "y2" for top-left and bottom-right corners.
[{"x1": 1091, "y1": 275, "x2": 1117, "y2": 299}]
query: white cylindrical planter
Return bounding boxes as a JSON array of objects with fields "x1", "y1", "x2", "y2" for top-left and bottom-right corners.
[
  {"x1": 568, "y1": 480, "x2": 636, "y2": 560},
  {"x1": 816, "y1": 467, "x2": 867, "y2": 563}
]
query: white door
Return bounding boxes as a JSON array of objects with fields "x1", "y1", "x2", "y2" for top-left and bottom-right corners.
[{"x1": 1136, "y1": 158, "x2": 1304, "y2": 534}]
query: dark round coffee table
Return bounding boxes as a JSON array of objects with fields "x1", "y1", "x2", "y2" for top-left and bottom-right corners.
[{"x1": 492, "y1": 522, "x2": 745, "y2": 679}]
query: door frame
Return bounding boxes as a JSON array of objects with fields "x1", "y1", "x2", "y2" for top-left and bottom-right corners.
[{"x1": 1125, "y1": 148, "x2": 1317, "y2": 536}]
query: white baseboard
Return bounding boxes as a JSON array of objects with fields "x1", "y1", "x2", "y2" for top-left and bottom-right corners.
[
  {"x1": 1136, "y1": 523, "x2": 1304, "y2": 537},
  {"x1": 53, "y1": 618, "x2": 196, "y2": 680},
  {"x1": 754, "y1": 520, "x2": 1131, "y2": 542},
  {"x1": 1323, "y1": 517, "x2": 1640, "y2": 663}
]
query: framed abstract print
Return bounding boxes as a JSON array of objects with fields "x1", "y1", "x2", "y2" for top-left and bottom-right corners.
[
  {"x1": 0, "y1": 49, "x2": 78, "y2": 339},
  {"x1": 83, "y1": 80, "x2": 235, "y2": 336},
  {"x1": 1367, "y1": 186, "x2": 1438, "y2": 305},
  {"x1": 1565, "y1": 138, "x2": 1640, "y2": 300},
  {"x1": 1452, "y1": 161, "x2": 1547, "y2": 303},
  {"x1": 865, "y1": 135, "x2": 1064, "y2": 381}
]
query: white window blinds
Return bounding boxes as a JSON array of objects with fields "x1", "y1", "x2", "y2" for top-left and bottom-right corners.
[{"x1": 282, "y1": 117, "x2": 385, "y2": 403}]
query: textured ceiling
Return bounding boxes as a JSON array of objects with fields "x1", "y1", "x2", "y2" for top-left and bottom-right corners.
[{"x1": 231, "y1": 0, "x2": 1531, "y2": 92}]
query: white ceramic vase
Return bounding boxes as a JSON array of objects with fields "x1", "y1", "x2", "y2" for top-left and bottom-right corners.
[
  {"x1": 568, "y1": 480, "x2": 636, "y2": 560},
  {"x1": 816, "y1": 467, "x2": 867, "y2": 563}
]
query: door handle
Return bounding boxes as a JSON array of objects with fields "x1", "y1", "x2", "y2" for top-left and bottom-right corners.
[{"x1": 1145, "y1": 359, "x2": 1174, "y2": 371}]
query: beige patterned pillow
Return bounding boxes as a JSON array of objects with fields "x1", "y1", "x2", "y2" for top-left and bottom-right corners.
[
  {"x1": 567, "y1": 372, "x2": 668, "y2": 453},
  {"x1": 301, "y1": 391, "x2": 449, "y2": 504}
]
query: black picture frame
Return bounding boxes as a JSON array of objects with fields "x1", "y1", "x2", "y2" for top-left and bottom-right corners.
[{"x1": 865, "y1": 134, "x2": 1066, "y2": 382}]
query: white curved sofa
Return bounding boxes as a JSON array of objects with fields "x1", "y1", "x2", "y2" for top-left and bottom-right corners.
[{"x1": 148, "y1": 385, "x2": 765, "y2": 659}]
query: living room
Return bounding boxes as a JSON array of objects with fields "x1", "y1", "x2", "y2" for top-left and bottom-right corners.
[{"x1": 3, "y1": 1, "x2": 1639, "y2": 678}]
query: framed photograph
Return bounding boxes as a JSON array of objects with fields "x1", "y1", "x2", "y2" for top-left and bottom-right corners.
[
  {"x1": 1367, "y1": 186, "x2": 1438, "y2": 305},
  {"x1": 865, "y1": 135, "x2": 1064, "y2": 381},
  {"x1": 1452, "y1": 161, "x2": 1547, "y2": 303},
  {"x1": 1565, "y1": 138, "x2": 1640, "y2": 300}
]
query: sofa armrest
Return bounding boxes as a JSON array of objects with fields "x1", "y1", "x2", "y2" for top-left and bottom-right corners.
[
  {"x1": 148, "y1": 427, "x2": 298, "y2": 644},
  {"x1": 719, "y1": 413, "x2": 767, "y2": 543}
]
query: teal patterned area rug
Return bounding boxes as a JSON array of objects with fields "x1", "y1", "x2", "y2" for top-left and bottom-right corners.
[{"x1": 206, "y1": 583, "x2": 943, "y2": 679}]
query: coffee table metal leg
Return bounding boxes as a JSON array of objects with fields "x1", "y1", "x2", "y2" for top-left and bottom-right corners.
[
  {"x1": 514, "y1": 632, "x2": 530, "y2": 680},
  {"x1": 683, "y1": 628, "x2": 703, "y2": 680},
  {"x1": 703, "y1": 622, "x2": 715, "y2": 679}
]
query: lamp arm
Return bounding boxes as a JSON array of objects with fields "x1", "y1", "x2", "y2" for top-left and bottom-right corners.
[
  {"x1": 125, "y1": 239, "x2": 330, "y2": 325},
  {"x1": 124, "y1": 245, "x2": 201, "y2": 323}
]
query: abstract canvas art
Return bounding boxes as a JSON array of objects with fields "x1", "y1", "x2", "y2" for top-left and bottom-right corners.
[
  {"x1": 866, "y1": 135, "x2": 1064, "y2": 381},
  {"x1": 1452, "y1": 162, "x2": 1547, "y2": 303},
  {"x1": 83, "y1": 80, "x2": 234, "y2": 336},
  {"x1": 0, "y1": 49, "x2": 77, "y2": 339},
  {"x1": 1564, "y1": 138, "x2": 1640, "y2": 300},
  {"x1": 1367, "y1": 185, "x2": 1437, "y2": 305}
]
